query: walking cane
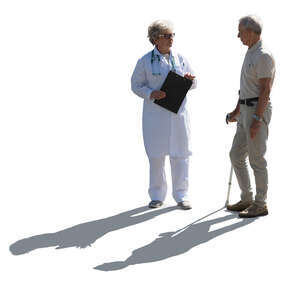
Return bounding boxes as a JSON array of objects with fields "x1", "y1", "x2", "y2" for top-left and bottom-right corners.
[
  {"x1": 225, "y1": 165, "x2": 233, "y2": 207},
  {"x1": 225, "y1": 113, "x2": 234, "y2": 207}
]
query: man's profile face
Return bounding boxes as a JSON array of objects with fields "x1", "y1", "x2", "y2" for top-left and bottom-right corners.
[{"x1": 238, "y1": 24, "x2": 252, "y2": 46}]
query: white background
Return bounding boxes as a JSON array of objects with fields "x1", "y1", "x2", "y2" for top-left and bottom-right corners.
[{"x1": 1, "y1": 0, "x2": 299, "y2": 299}]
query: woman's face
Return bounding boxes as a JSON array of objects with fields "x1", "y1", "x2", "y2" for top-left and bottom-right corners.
[{"x1": 154, "y1": 29, "x2": 174, "y2": 51}]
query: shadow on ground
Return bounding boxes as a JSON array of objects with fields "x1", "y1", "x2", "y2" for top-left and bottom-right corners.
[
  {"x1": 9, "y1": 206, "x2": 177, "y2": 255},
  {"x1": 95, "y1": 210, "x2": 256, "y2": 271}
]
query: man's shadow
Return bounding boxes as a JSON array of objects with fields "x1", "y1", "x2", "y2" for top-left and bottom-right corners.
[
  {"x1": 9, "y1": 206, "x2": 177, "y2": 255},
  {"x1": 95, "y1": 213, "x2": 256, "y2": 271}
]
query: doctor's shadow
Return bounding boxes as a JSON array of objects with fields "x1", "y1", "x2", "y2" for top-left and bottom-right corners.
[
  {"x1": 95, "y1": 214, "x2": 256, "y2": 271},
  {"x1": 9, "y1": 205, "x2": 177, "y2": 255}
]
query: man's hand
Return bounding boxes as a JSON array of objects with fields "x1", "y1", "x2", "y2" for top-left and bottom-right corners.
[
  {"x1": 226, "y1": 110, "x2": 239, "y2": 123},
  {"x1": 250, "y1": 119, "x2": 261, "y2": 139},
  {"x1": 151, "y1": 90, "x2": 166, "y2": 100},
  {"x1": 184, "y1": 73, "x2": 196, "y2": 80}
]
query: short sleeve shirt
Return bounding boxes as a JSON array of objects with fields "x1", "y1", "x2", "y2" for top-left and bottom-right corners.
[{"x1": 240, "y1": 40, "x2": 275, "y2": 99}]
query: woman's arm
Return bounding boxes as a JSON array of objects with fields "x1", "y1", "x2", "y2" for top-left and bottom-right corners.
[
  {"x1": 131, "y1": 58, "x2": 153, "y2": 100},
  {"x1": 181, "y1": 56, "x2": 197, "y2": 90}
]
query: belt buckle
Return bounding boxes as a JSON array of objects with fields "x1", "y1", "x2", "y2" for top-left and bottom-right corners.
[{"x1": 246, "y1": 99, "x2": 254, "y2": 107}]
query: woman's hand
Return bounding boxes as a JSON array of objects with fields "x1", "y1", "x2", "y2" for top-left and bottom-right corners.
[
  {"x1": 184, "y1": 73, "x2": 196, "y2": 80},
  {"x1": 151, "y1": 90, "x2": 166, "y2": 100}
]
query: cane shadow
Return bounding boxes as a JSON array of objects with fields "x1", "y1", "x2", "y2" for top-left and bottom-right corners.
[
  {"x1": 95, "y1": 213, "x2": 256, "y2": 271},
  {"x1": 9, "y1": 205, "x2": 177, "y2": 255}
]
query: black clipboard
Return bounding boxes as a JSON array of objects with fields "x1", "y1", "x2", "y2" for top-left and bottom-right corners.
[{"x1": 154, "y1": 71, "x2": 193, "y2": 114}]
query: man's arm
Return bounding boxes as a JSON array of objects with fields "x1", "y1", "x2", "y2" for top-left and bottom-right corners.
[
  {"x1": 255, "y1": 77, "x2": 272, "y2": 118},
  {"x1": 250, "y1": 77, "x2": 272, "y2": 139}
]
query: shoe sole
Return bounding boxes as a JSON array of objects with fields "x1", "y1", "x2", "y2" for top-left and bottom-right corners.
[
  {"x1": 148, "y1": 203, "x2": 163, "y2": 209},
  {"x1": 226, "y1": 207, "x2": 247, "y2": 212},
  {"x1": 226, "y1": 204, "x2": 253, "y2": 212},
  {"x1": 177, "y1": 205, "x2": 192, "y2": 210},
  {"x1": 239, "y1": 211, "x2": 268, "y2": 218}
]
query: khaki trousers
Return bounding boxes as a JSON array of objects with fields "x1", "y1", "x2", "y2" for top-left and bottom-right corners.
[{"x1": 230, "y1": 102, "x2": 272, "y2": 206}]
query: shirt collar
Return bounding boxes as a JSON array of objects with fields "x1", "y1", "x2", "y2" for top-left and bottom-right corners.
[
  {"x1": 153, "y1": 47, "x2": 173, "y2": 57},
  {"x1": 247, "y1": 40, "x2": 262, "y2": 53}
]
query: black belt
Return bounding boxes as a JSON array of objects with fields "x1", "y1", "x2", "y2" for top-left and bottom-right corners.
[{"x1": 239, "y1": 97, "x2": 259, "y2": 107}]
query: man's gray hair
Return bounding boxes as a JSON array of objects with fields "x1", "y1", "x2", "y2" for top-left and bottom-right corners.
[
  {"x1": 239, "y1": 15, "x2": 263, "y2": 35},
  {"x1": 147, "y1": 20, "x2": 174, "y2": 45}
]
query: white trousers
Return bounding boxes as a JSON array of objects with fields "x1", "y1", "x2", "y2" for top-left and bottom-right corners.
[{"x1": 148, "y1": 156, "x2": 189, "y2": 203}]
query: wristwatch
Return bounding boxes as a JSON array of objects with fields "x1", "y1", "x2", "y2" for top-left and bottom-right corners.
[{"x1": 252, "y1": 114, "x2": 263, "y2": 122}]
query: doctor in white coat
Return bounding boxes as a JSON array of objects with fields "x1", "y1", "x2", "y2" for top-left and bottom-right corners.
[{"x1": 131, "y1": 20, "x2": 197, "y2": 210}]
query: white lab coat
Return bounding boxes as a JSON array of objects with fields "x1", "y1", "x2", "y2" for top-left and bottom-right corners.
[{"x1": 131, "y1": 47, "x2": 197, "y2": 158}]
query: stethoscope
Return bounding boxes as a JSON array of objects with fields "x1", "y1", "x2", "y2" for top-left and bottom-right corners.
[{"x1": 151, "y1": 49, "x2": 176, "y2": 76}]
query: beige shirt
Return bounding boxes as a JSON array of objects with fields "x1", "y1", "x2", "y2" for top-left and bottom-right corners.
[{"x1": 240, "y1": 40, "x2": 275, "y2": 99}]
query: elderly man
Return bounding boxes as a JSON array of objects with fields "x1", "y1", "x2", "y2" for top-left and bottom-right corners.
[{"x1": 226, "y1": 15, "x2": 275, "y2": 218}]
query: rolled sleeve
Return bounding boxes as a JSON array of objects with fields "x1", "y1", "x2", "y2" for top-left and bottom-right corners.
[{"x1": 257, "y1": 54, "x2": 275, "y2": 79}]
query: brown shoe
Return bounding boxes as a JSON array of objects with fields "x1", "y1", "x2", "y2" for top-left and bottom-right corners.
[
  {"x1": 239, "y1": 203, "x2": 268, "y2": 218},
  {"x1": 226, "y1": 199, "x2": 253, "y2": 212}
]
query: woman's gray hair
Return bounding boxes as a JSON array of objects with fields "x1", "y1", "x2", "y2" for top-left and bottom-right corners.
[
  {"x1": 239, "y1": 15, "x2": 263, "y2": 35},
  {"x1": 148, "y1": 20, "x2": 174, "y2": 45}
]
